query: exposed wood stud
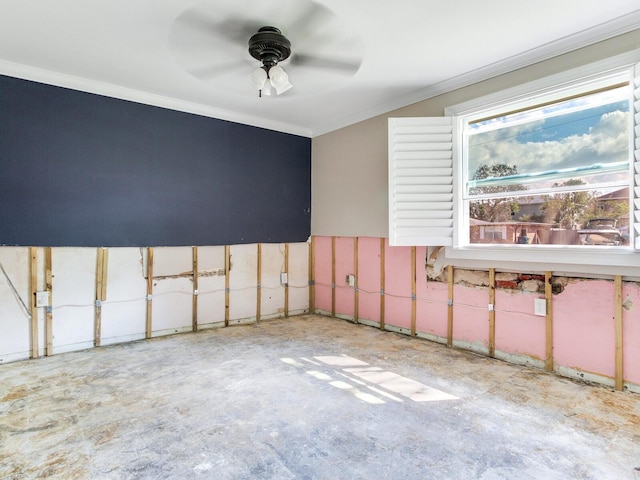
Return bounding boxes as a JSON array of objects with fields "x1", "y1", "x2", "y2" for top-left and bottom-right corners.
[
  {"x1": 489, "y1": 268, "x2": 496, "y2": 357},
  {"x1": 192, "y1": 246, "x2": 198, "y2": 332},
  {"x1": 100, "y1": 248, "x2": 109, "y2": 301},
  {"x1": 256, "y1": 243, "x2": 262, "y2": 322},
  {"x1": 225, "y1": 245, "x2": 230, "y2": 327},
  {"x1": 29, "y1": 247, "x2": 38, "y2": 359},
  {"x1": 146, "y1": 247, "x2": 154, "y2": 339},
  {"x1": 447, "y1": 265, "x2": 454, "y2": 347},
  {"x1": 309, "y1": 236, "x2": 315, "y2": 314},
  {"x1": 545, "y1": 271, "x2": 553, "y2": 372},
  {"x1": 94, "y1": 248, "x2": 108, "y2": 347},
  {"x1": 45, "y1": 247, "x2": 53, "y2": 356},
  {"x1": 331, "y1": 236, "x2": 336, "y2": 317},
  {"x1": 380, "y1": 238, "x2": 385, "y2": 330},
  {"x1": 614, "y1": 275, "x2": 624, "y2": 391},
  {"x1": 284, "y1": 243, "x2": 289, "y2": 318},
  {"x1": 411, "y1": 246, "x2": 416, "y2": 336},
  {"x1": 354, "y1": 237, "x2": 359, "y2": 324}
]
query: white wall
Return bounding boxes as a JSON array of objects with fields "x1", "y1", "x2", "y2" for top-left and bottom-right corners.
[
  {"x1": 0, "y1": 248, "x2": 32, "y2": 362},
  {"x1": 0, "y1": 242, "x2": 310, "y2": 363}
]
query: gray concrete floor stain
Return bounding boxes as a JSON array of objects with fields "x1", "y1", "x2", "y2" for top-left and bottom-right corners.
[{"x1": 1, "y1": 315, "x2": 639, "y2": 479}]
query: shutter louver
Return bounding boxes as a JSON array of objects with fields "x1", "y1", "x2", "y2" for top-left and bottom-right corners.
[
  {"x1": 389, "y1": 117, "x2": 454, "y2": 246},
  {"x1": 633, "y1": 63, "x2": 640, "y2": 250}
]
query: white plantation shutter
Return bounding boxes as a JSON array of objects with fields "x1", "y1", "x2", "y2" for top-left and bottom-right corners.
[
  {"x1": 388, "y1": 117, "x2": 454, "y2": 246},
  {"x1": 633, "y1": 62, "x2": 640, "y2": 250}
]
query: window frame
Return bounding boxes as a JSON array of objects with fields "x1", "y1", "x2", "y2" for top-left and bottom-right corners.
[{"x1": 442, "y1": 51, "x2": 640, "y2": 277}]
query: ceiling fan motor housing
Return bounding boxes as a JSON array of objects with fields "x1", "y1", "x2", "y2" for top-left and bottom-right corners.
[{"x1": 248, "y1": 26, "x2": 291, "y2": 69}]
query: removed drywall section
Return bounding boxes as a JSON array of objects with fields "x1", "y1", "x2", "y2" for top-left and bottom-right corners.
[
  {"x1": 415, "y1": 248, "x2": 449, "y2": 343},
  {"x1": 450, "y1": 283, "x2": 490, "y2": 356},
  {"x1": 260, "y1": 243, "x2": 286, "y2": 320},
  {"x1": 0, "y1": 248, "x2": 30, "y2": 362},
  {"x1": 152, "y1": 246, "x2": 193, "y2": 278},
  {"x1": 285, "y1": 242, "x2": 309, "y2": 316},
  {"x1": 147, "y1": 247, "x2": 194, "y2": 337},
  {"x1": 622, "y1": 282, "x2": 640, "y2": 386},
  {"x1": 0, "y1": 242, "x2": 310, "y2": 363},
  {"x1": 195, "y1": 246, "x2": 226, "y2": 329},
  {"x1": 228, "y1": 244, "x2": 258, "y2": 324},
  {"x1": 100, "y1": 248, "x2": 147, "y2": 346},
  {"x1": 52, "y1": 248, "x2": 96, "y2": 354},
  {"x1": 494, "y1": 290, "x2": 546, "y2": 369},
  {"x1": 384, "y1": 240, "x2": 412, "y2": 334},
  {"x1": 313, "y1": 236, "x2": 333, "y2": 316},
  {"x1": 553, "y1": 280, "x2": 616, "y2": 385},
  {"x1": 311, "y1": 236, "x2": 640, "y2": 392},
  {"x1": 334, "y1": 237, "x2": 355, "y2": 321},
  {"x1": 356, "y1": 237, "x2": 382, "y2": 327}
]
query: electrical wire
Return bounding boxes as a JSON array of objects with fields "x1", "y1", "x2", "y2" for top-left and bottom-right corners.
[
  {"x1": 313, "y1": 280, "x2": 545, "y2": 317},
  {"x1": 0, "y1": 262, "x2": 31, "y2": 318},
  {"x1": 50, "y1": 281, "x2": 311, "y2": 311}
]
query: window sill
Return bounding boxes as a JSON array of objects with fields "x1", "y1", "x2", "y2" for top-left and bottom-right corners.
[{"x1": 444, "y1": 244, "x2": 640, "y2": 279}]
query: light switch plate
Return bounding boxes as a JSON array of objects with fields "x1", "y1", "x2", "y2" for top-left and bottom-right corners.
[{"x1": 534, "y1": 298, "x2": 546, "y2": 316}]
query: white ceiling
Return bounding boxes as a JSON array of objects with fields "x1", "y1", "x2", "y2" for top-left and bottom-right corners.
[{"x1": 1, "y1": 1, "x2": 639, "y2": 137}]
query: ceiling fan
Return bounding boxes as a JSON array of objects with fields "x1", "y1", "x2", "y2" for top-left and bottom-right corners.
[
  {"x1": 169, "y1": 0, "x2": 363, "y2": 97},
  {"x1": 248, "y1": 26, "x2": 293, "y2": 96}
]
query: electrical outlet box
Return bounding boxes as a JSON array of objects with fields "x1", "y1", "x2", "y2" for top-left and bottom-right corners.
[
  {"x1": 35, "y1": 291, "x2": 50, "y2": 307},
  {"x1": 280, "y1": 272, "x2": 288, "y2": 285},
  {"x1": 534, "y1": 298, "x2": 546, "y2": 316},
  {"x1": 346, "y1": 274, "x2": 355, "y2": 287}
]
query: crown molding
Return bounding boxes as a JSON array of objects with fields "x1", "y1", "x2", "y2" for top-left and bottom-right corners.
[
  {"x1": 0, "y1": 60, "x2": 312, "y2": 138},
  {"x1": 311, "y1": 10, "x2": 640, "y2": 136}
]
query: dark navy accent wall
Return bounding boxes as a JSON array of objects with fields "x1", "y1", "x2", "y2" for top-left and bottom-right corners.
[{"x1": 0, "y1": 75, "x2": 311, "y2": 246}]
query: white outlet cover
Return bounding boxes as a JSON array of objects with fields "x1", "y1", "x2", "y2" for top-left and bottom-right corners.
[
  {"x1": 35, "y1": 291, "x2": 50, "y2": 307},
  {"x1": 534, "y1": 298, "x2": 546, "y2": 316}
]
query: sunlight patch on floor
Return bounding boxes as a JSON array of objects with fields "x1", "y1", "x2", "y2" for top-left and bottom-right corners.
[
  {"x1": 345, "y1": 367, "x2": 459, "y2": 402},
  {"x1": 281, "y1": 354, "x2": 458, "y2": 404}
]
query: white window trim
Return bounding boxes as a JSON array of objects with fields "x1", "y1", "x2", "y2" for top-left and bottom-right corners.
[{"x1": 442, "y1": 50, "x2": 640, "y2": 278}]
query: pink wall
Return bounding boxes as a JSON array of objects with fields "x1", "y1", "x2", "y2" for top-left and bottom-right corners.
[
  {"x1": 415, "y1": 247, "x2": 448, "y2": 339},
  {"x1": 312, "y1": 236, "x2": 639, "y2": 389},
  {"x1": 495, "y1": 290, "x2": 546, "y2": 361},
  {"x1": 452, "y1": 284, "x2": 489, "y2": 351},
  {"x1": 417, "y1": 281, "x2": 449, "y2": 339},
  {"x1": 623, "y1": 282, "x2": 640, "y2": 385},
  {"x1": 334, "y1": 237, "x2": 355, "y2": 318},
  {"x1": 313, "y1": 236, "x2": 332, "y2": 313},
  {"x1": 553, "y1": 280, "x2": 615, "y2": 378},
  {"x1": 384, "y1": 241, "x2": 412, "y2": 330},
  {"x1": 357, "y1": 237, "x2": 382, "y2": 324}
]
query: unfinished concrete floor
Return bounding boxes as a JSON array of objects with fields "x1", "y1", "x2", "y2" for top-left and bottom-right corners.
[{"x1": 1, "y1": 315, "x2": 639, "y2": 479}]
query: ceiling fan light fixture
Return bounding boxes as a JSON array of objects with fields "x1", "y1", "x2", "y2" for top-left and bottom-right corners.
[
  {"x1": 262, "y1": 79, "x2": 272, "y2": 96},
  {"x1": 249, "y1": 67, "x2": 267, "y2": 90},
  {"x1": 269, "y1": 65, "x2": 292, "y2": 95}
]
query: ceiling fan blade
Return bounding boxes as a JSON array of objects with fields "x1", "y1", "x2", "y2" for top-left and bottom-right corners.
[
  {"x1": 172, "y1": 9, "x2": 258, "y2": 48},
  {"x1": 284, "y1": 1, "x2": 333, "y2": 39},
  {"x1": 290, "y1": 53, "x2": 361, "y2": 74},
  {"x1": 188, "y1": 60, "x2": 251, "y2": 81}
]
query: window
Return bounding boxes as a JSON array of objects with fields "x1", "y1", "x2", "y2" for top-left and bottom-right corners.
[
  {"x1": 389, "y1": 51, "x2": 640, "y2": 276},
  {"x1": 465, "y1": 82, "x2": 629, "y2": 247}
]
